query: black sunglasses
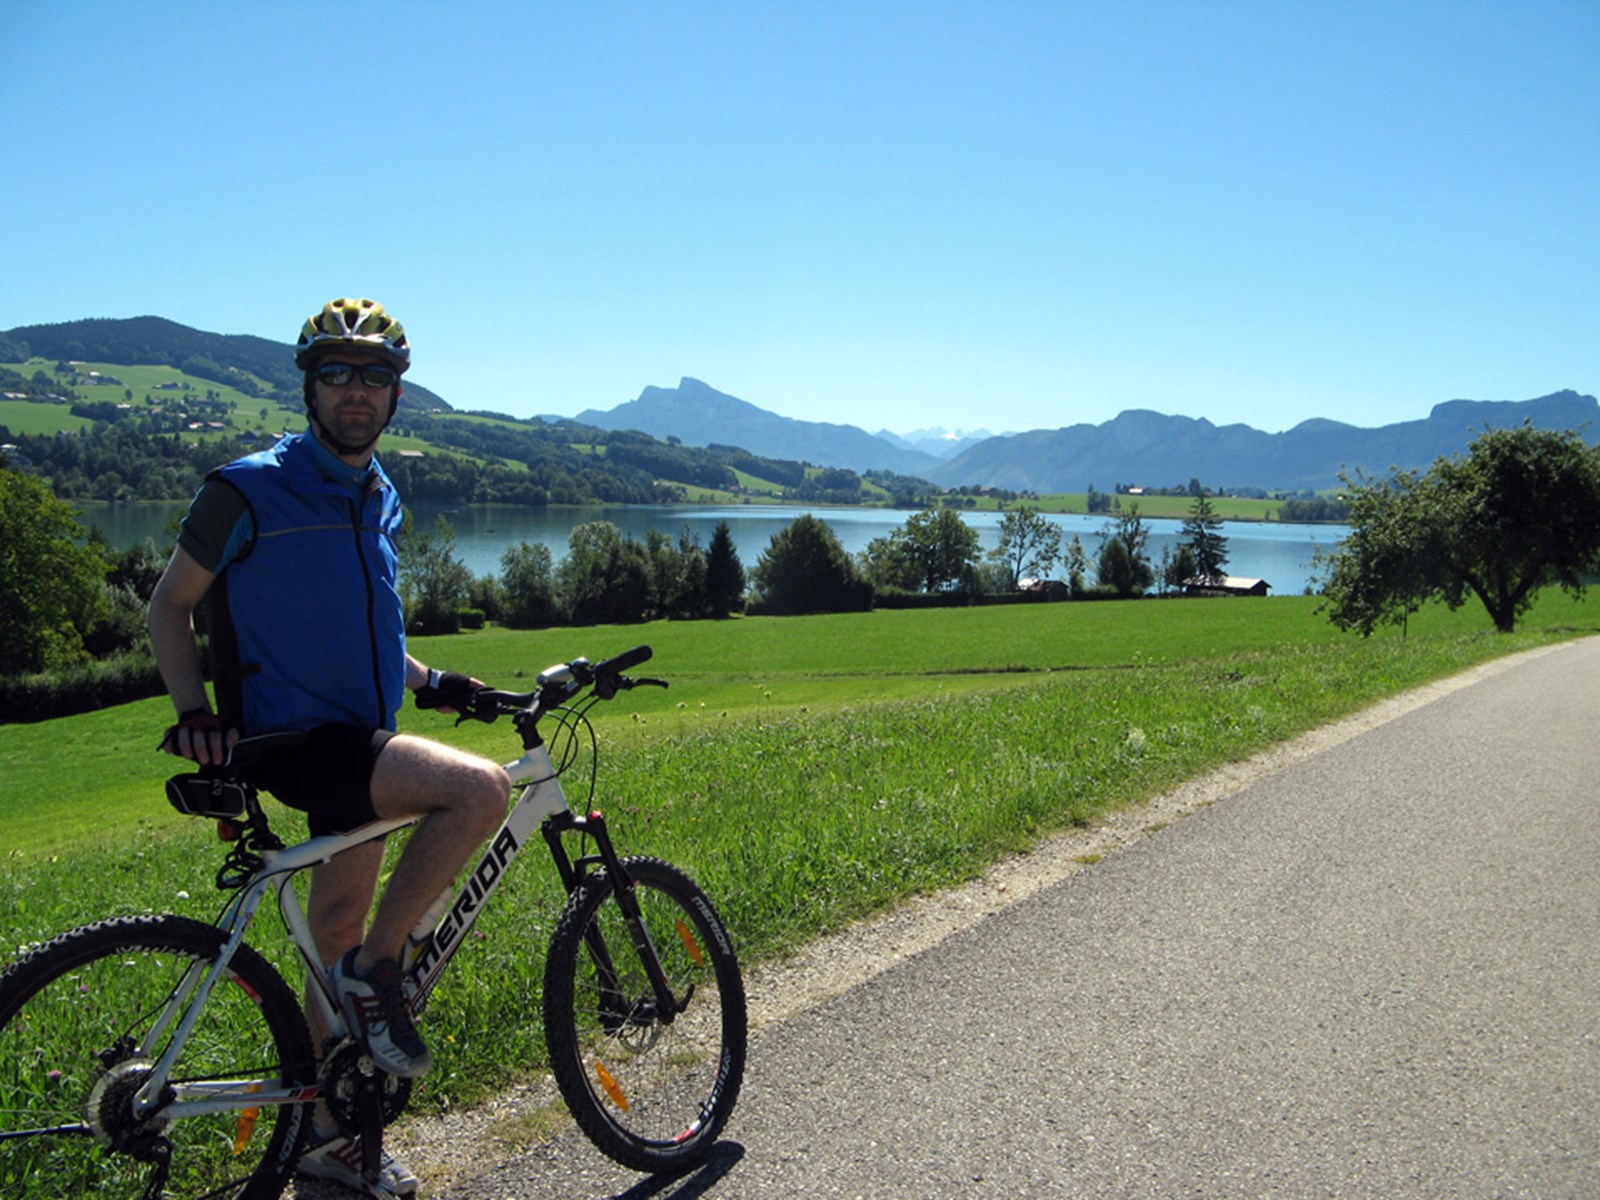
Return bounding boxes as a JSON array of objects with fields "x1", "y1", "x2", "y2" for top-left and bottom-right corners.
[{"x1": 313, "y1": 362, "x2": 398, "y2": 388}]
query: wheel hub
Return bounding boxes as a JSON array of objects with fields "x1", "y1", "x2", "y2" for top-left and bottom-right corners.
[{"x1": 84, "y1": 1059, "x2": 172, "y2": 1157}]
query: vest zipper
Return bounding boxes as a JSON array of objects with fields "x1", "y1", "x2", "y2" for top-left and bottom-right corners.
[{"x1": 351, "y1": 490, "x2": 387, "y2": 727}]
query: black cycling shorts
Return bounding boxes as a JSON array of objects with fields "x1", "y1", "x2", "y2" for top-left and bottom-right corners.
[{"x1": 246, "y1": 724, "x2": 397, "y2": 836}]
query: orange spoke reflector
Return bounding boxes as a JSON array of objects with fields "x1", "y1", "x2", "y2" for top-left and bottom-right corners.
[
  {"x1": 233, "y1": 1086, "x2": 262, "y2": 1155},
  {"x1": 676, "y1": 920, "x2": 706, "y2": 966},
  {"x1": 594, "y1": 1061, "x2": 630, "y2": 1112}
]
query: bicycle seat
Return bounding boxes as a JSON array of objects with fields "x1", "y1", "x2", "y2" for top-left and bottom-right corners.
[
  {"x1": 166, "y1": 733, "x2": 310, "y2": 821},
  {"x1": 226, "y1": 730, "x2": 310, "y2": 772}
]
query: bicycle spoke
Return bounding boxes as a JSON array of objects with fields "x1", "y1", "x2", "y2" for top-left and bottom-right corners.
[
  {"x1": 546, "y1": 858, "x2": 745, "y2": 1172},
  {"x1": 0, "y1": 916, "x2": 313, "y2": 1200}
]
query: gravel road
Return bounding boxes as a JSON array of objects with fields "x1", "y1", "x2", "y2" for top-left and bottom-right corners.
[{"x1": 308, "y1": 637, "x2": 1600, "y2": 1199}]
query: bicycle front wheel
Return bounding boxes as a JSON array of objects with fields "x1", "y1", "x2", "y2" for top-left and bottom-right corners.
[
  {"x1": 544, "y1": 856, "x2": 746, "y2": 1174},
  {"x1": 0, "y1": 914, "x2": 315, "y2": 1200}
]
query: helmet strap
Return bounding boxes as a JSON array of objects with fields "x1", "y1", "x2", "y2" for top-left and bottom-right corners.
[
  {"x1": 307, "y1": 408, "x2": 382, "y2": 459},
  {"x1": 303, "y1": 382, "x2": 400, "y2": 459}
]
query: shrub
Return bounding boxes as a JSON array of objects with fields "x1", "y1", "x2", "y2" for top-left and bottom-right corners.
[{"x1": 0, "y1": 653, "x2": 165, "y2": 723}]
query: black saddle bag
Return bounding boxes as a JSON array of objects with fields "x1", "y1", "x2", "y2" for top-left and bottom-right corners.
[{"x1": 166, "y1": 774, "x2": 250, "y2": 820}]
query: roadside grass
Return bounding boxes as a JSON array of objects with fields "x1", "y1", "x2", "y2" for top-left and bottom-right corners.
[{"x1": 1, "y1": 590, "x2": 1595, "y2": 1110}]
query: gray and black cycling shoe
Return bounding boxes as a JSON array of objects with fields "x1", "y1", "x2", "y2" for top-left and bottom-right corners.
[{"x1": 330, "y1": 949, "x2": 433, "y2": 1079}]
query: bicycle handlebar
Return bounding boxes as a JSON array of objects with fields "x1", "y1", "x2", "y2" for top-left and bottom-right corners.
[{"x1": 448, "y1": 644, "x2": 667, "y2": 723}]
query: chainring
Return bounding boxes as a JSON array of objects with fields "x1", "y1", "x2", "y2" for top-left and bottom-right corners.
[{"x1": 321, "y1": 1040, "x2": 413, "y2": 1136}]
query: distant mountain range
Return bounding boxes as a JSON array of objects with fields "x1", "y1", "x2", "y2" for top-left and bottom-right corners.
[
  {"x1": 5, "y1": 317, "x2": 1593, "y2": 493},
  {"x1": 578, "y1": 377, "x2": 1600, "y2": 493},
  {"x1": 576, "y1": 380, "x2": 946, "y2": 477},
  {"x1": 872, "y1": 426, "x2": 997, "y2": 460}
]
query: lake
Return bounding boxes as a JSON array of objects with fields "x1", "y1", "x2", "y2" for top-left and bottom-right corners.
[{"x1": 79, "y1": 501, "x2": 1342, "y2": 595}]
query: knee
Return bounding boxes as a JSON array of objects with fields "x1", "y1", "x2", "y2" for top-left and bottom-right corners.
[{"x1": 461, "y1": 760, "x2": 509, "y2": 837}]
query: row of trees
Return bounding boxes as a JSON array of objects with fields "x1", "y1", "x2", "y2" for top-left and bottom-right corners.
[
  {"x1": 402, "y1": 518, "x2": 748, "y2": 633},
  {"x1": 396, "y1": 495, "x2": 1238, "y2": 633},
  {"x1": 753, "y1": 496, "x2": 1231, "y2": 614}
]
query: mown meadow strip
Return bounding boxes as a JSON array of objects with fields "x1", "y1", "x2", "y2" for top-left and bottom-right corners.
[{"x1": 1, "y1": 591, "x2": 1596, "y2": 1109}]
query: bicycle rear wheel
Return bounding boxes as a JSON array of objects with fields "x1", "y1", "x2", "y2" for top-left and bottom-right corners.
[
  {"x1": 543, "y1": 856, "x2": 746, "y2": 1174},
  {"x1": 0, "y1": 914, "x2": 315, "y2": 1200}
]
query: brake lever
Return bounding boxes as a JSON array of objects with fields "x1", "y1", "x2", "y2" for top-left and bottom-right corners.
[{"x1": 452, "y1": 693, "x2": 503, "y2": 725}]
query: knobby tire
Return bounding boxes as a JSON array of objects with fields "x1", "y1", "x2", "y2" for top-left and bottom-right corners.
[
  {"x1": 543, "y1": 856, "x2": 746, "y2": 1174},
  {"x1": 0, "y1": 914, "x2": 315, "y2": 1200}
]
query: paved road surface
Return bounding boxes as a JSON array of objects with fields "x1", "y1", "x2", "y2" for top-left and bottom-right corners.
[{"x1": 443, "y1": 639, "x2": 1600, "y2": 1199}]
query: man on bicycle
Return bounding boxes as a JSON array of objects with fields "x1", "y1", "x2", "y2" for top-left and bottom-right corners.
[{"x1": 148, "y1": 297, "x2": 508, "y2": 1197}]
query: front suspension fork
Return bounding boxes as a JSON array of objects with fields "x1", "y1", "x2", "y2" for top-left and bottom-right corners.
[{"x1": 541, "y1": 810, "x2": 685, "y2": 1022}]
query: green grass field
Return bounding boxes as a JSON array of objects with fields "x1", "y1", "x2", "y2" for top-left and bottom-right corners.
[
  {"x1": 4, "y1": 357, "x2": 284, "y2": 414},
  {"x1": 0, "y1": 399, "x2": 95, "y2": 437},
  {"x1": 970, "y1": 491, "x2": 1293, "y2": 520},
  {"x1": 2, "y1": 591, "x2": 1595, "y2": 1110}
]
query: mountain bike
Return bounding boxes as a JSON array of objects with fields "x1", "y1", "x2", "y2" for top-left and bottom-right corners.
[{"x1": 0, "y1": 645, "x2": 746, "y2": 1199}]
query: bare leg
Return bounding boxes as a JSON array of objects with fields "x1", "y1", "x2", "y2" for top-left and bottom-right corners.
[
  {"x1": 352, "y1": 734, "x2": 508, "y2": 972},
  {"x1": 304, "y1": 839, "x2": 386, "y2": 1057}
]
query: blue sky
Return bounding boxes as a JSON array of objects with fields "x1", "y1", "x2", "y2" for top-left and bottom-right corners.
[{"x1": 2, "y1": 1, "x2": 1594, "y2": 436}]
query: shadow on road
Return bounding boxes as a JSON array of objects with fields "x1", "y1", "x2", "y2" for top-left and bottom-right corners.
[{"x1": 612, "y1": 1142, "x2": 746, "y2": 1200}]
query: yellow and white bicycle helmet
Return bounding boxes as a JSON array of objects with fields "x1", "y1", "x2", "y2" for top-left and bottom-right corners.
[{"x1": 294, "y1": 298, "x2": 411, "y2": 372}]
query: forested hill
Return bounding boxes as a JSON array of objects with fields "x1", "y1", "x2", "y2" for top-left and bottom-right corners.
[
  {"x1": 0, "y1": 317, "x2": 450, "y2": 413},
  {"x1": 0, "y1": 335, "x2": 939, "y2": 508}
]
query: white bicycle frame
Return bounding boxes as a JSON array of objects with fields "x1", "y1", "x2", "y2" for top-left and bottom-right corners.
[{"x1": 133, "y1": 739, "x2": 571, "y2": 1123}]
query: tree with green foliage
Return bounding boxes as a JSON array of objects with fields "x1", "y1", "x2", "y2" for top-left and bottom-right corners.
[
  {"x1": 704, "y1": 521, "x2": 745, "y2": 617},
  {"x1": 400, "y1": 515, "x2": 473, "y2": 634},
  {"x1": 1322, "y1": 425, "x2": 1600, "y2": 635},
  {"x1": 1097, "y1": 506, "x2": 1154, "y2": 596},
  {"x1": 1097, "y1": 537, "x2": 1142, "y2": 595},
  {"x1": 558, "y1": 521, "x2": 651, "y2": 624},
  {"x1": 990, "y1": 505, "x2": 1062, "y2": 589},
  {"x1": 1162, "y1": 543, "x2": 1199, "y2": 595},
  {"x1": 645, "y1": 528, "x2": 708, "y2": 619},
  {"x1": 898, "y1": 509, "x2": 983, "y2": 593},
  {"x1": 857, "y1": 530, "x2": 921, "y2": 592},
  {"x1": 752, "y1": 514, "x2": 871, "y2": 614},
  {"x1": 498, "y1": 540, "x2": 559, "y2": 628},
  {"x1": 1063, "y1": 534, "x2": 1089, "y2": 595},
  {"x1": 0, "y1": 468, "x2": 109, "y2": 673},
  {"x1": 1179, "y1": 491, "x2": 1229, "y2": 581}
]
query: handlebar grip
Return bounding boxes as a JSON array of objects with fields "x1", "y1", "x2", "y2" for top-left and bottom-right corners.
[{"x1": 596, "y1": 644, "x2": 652, "y2": 676}]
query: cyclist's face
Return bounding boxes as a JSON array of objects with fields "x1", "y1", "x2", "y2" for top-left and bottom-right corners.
[{"x1": 309, "y1": 350, "x2": 395, "y2": 456}]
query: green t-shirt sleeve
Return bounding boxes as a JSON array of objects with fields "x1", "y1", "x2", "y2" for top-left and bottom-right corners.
[{"x1": 176, "y1": 479, "x2": 252, "y2": 573}]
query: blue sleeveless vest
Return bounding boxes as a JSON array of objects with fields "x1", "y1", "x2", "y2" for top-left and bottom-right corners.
[{"x1": 211, "y1": 432, "x2": 406, "y2": 735}]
